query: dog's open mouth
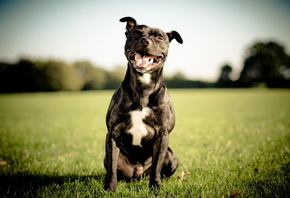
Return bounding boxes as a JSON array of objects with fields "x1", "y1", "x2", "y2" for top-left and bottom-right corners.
[{"x1": 129, "y1": 51, "x2": 162, "y2": 68}]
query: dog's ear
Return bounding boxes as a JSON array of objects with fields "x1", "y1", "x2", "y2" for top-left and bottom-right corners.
[
  {"x1": 167, "y1": 31, "x2": 183, "y2": 44},
  {"x1": 120, "y1": 17, "x2": 137, "y2": 36}
]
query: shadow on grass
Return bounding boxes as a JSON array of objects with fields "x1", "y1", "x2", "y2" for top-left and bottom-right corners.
[
  {"x1": 0, "y1": 172, "x2": 106, "y2": 197},
  {"x1": 244, "y1": 176, "x2": 290, "y2": 198},
  {"x1": 242, "y1": 162, "x2": 290, "y2": 198}
]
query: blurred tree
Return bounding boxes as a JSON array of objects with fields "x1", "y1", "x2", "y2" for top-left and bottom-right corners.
[
  {"x1": 74, "y1": 61, "x2": 106, "y2": 90},
  {"x1": 172, "y1": 71, "x2": 186, "y2": 80},
  {"x1": 215, "y1": 64, "x2": 234, "y2": 87},
  {"x1": 0, "y1": 58, "x2": 84, "y2": 92},
  {"x1": 104, "y1": 65, "x2": 126, "y2": 89},
  {"x1": 43, "y1": 60, "x2": 84, "y2": 91},
  {"x1": 166, "y1": 71, "x2": 187, "y2": 88},
  {"x1": 0, "y1": 62, "x2": 14, "y2": 92},
  {"x1": 238, "y1": 41, "x2": 290, "y2": 87},
  {"x1": 0, "y1": 58, "x2": 42, "y2": 92},
  {"x1": 165, "y1": 71, "x2": 213, "y2": 88}
]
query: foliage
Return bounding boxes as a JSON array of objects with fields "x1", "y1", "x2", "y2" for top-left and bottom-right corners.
[
  {"x1": 215, "y1": 65, "x2": 234, "y2": 88},
  {"x1": 1, "y1": 40, "x2": 290, "y2": 92},
  {"x1": 103, "y1": 66, "x2": 127, "y2": 89},
  {"x1": 165, "y1": 71, "x2": 213, "y2": 88},
  {"x1": 239, "y1": 41, "x2": 290, "y2": 87},
  {"x1": 0, "y1": 90, "x2": 289, "y2": 197},
  {"x1": 74, "y1": 61, "x2": 106, "y2": 90},
  {"x1": 0, "y1": 58, "x2": 212, "y2": 92},
  {"x1": 0, "y1": 59, "x2": 84, "y2": 92},
  {"x1": 216, "y1": 41, "x2": 290, "y2": 88}
]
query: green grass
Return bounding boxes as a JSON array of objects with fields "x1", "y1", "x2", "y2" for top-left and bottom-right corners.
[{"x1": 0, "y1": 89, "x2": 289, "y2": 197}]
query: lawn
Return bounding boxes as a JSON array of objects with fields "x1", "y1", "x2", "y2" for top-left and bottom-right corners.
[{"x1": 0, "y1": 89, "x2": 289, "y2": 197}]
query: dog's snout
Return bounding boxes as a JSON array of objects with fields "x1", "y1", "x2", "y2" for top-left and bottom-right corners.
[{"x1": 139, "y1": 38, "x2": 151, "y2": 46}]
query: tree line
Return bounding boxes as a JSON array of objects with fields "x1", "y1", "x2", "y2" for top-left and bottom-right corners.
[
  {"x1": 0, "y1": 58, "x2": 215, "y2": 92},
  {"x1": 0, "y1": 59, "x2": 130, "y2": 92},
  {"x1": 0, "y1": 41, "x2": 289, "y2": 92},
  {"x1": 216, "y1": 41, "x2": 290, "y2": 88}
]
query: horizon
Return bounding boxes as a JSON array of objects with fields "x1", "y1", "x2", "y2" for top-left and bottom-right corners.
[{"x1": 0, "y1": 0, "x2": 290, "y2": 81}]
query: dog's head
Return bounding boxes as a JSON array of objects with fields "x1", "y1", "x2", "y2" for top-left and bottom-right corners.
[{"x1": 120, "y1": 17, "x2": 183, "y2": 73}]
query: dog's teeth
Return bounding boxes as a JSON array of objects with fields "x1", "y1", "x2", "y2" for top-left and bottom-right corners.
[
  {"x1": 149, "y1": 58, "x2": 154, "y2": 63},
  {"x1": 135, "y1": 53, "x2": 142, "y2": 61}
]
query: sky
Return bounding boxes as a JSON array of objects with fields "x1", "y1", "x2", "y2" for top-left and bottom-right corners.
[{"x1": 0, "y1": 0, "x2": 290, "y2": 81}]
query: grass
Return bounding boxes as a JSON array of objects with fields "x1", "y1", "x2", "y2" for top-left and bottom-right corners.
[{"x1": 0, "y1": 89, "x2": 289, "y2": 197}]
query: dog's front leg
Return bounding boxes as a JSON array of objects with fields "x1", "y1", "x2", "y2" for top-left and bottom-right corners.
[
  {"x1": 150, "y1": 130, "x2": 169, "y2": 189},
  {"x1": 105, "y1": 132, "x2": 120, "y2": 191}
]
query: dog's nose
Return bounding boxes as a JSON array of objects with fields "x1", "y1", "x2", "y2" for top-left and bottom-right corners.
[{"x1": 139, "y1": 38, "x2": 151, "y2": 46}]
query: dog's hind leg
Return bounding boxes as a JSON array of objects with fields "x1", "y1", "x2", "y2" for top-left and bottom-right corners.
[
  {"x1": 161, "y1": 147, "x2": 179, "y2": 178},
  {"x1": 116, "y1": 152, "x2": 135, "y2": 181}
]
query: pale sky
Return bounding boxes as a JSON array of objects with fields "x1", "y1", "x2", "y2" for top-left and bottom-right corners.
[{"x1": 0, "y1": 0, "x2": 290, "y2": 81}]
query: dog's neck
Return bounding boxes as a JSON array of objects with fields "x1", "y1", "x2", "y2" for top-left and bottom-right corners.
[{"x1": 122, "y1": 64, "x2": 165, "y2": 107}]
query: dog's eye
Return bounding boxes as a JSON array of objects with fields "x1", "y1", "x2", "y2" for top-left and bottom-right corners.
[
  {"x1": 157, "y1": 35, "x2": 164, "y2": 41},
  {"x1": 133, "y1": 32, "x2": 142, "y2": 39}
]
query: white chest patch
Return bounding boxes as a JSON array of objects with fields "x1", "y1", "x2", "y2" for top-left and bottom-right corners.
[
  {"x1": 128, "y1": 107, "x2": 150, "y2": 146},
  {"x1": 139, "y1": 73, "x2": 151, "y2": 84}
]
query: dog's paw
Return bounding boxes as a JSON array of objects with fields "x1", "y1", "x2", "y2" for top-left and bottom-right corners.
[
  {"x1": 149, "y1": 182, "x2": 162, "y2": 191},
  {"x1": 104, "y1": 182, "x2": 117, "y2": 191},
  {"x1": 104, "y1": 186, "x2": 116, "y2": 191}
]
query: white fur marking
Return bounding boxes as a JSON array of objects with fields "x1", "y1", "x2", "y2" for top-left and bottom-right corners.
[
  {"x1": 139, "y1": 73, "x2": 151, "y2": 84},
  {"x1": 128, "y1": 107, "x2": 150, "y2": 146}
]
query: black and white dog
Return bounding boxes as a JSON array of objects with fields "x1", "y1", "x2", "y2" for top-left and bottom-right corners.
[{"x1": 104, "y1": 17, "x2": 183, "y2": 191}]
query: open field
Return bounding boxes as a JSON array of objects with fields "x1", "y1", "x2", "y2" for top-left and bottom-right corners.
[{"x1": 0, "y1": 89, "x2": 289, "y2": 197}]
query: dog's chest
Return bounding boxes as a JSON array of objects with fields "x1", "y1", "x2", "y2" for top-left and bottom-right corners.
[
  {"x1": 127, "y1": 107, "x2": 152, "y2": 147},
  {"x1": 139, "y1": 73, "x2": 151, "y2": 84}
]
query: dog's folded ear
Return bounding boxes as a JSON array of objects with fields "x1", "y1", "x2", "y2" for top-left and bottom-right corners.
[
  {"x1": 120, "y1": 17, "x2": 137, "y2": 36},
  {"x1": 166, "y1": 31, "x2": 183, "y2": 44}
]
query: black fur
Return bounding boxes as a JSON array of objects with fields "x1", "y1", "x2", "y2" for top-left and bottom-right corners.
[{"x1": 104, "y1": 16, "x2": 183, "y2": 191}]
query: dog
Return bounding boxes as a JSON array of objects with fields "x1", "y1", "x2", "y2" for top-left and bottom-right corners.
[{"x1": 104, "y1": 16, "x2": 183, "y2": 191}]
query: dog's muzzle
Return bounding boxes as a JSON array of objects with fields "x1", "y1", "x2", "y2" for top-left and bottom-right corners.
[{"x1": 127, "y1": 50, "x2": 165, "y2": 71}]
